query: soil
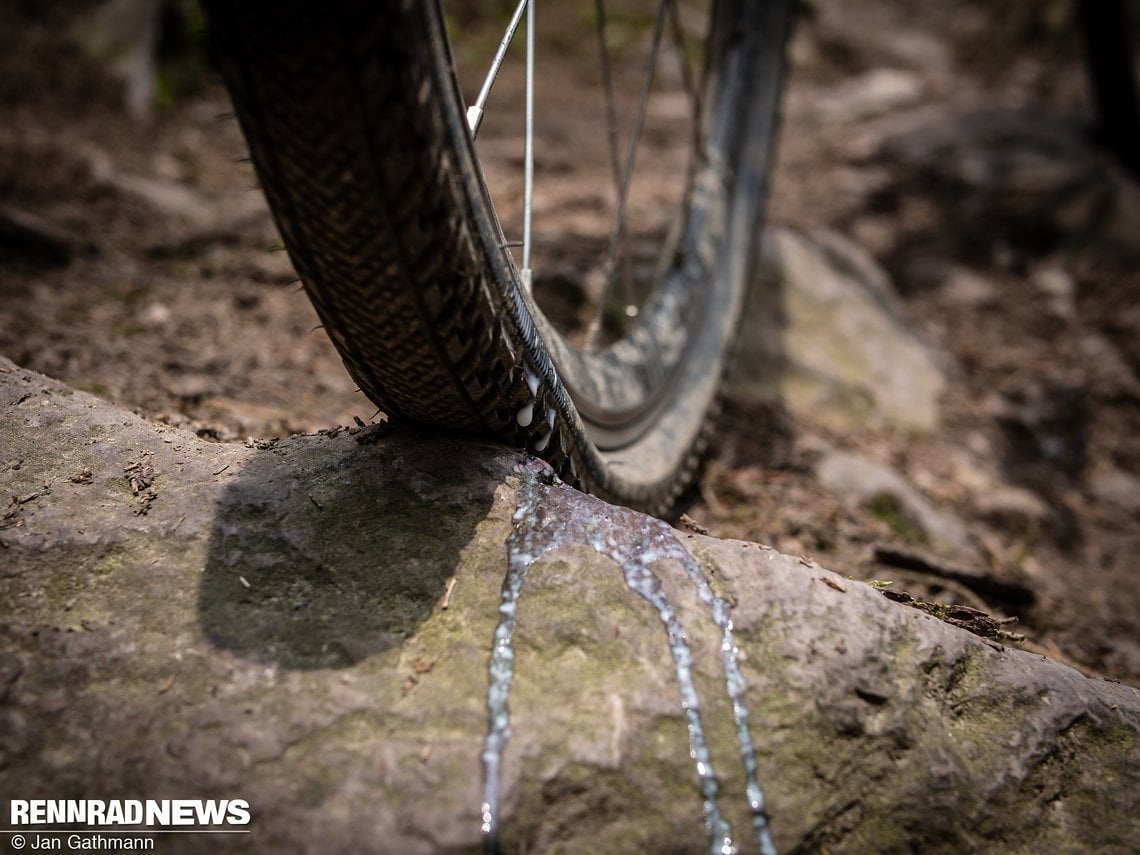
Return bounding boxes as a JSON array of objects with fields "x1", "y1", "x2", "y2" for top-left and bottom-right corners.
[{"x1": 2, "y1": 1, "x2": 1138, "y2": 686}]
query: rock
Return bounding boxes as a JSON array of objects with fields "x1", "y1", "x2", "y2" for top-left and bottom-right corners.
[
  {"x1": 804, "y1": 2, "x2": 952, "y2": 76},
  {"x1": 1106, "y1": 637, "x2": 1140, "y2": 680},
  {"x1": 1032, "y1": 266, "x2": 1076, "y2": 318},
  {"x1": 939, "y1": 266, "x2": 999, "y2": 309},
  {"x1": 975, "y1": 484, "x2": 1052, "y2": 534},
  {"x1": 734, "y1": 228, "x2": 948, "y2": 433},
  {"x1": 816, "y1": 450, "x2": 974, "y2": 559},
  {"x1": 873, "y1": 104, "x2": 1140, "y2": 260},
  {"x1": 107, "y1": 172, "x2": 216, "y2": 226},
  {"x1": 813, "y1": 68, "x2": 926, "y2": 124},
  {"x1": 1091, "y1": 469, "x2": 1140, "y2": 515},
  {"x1": 2, "y1": 358, "x2": 1139, "y2": 853},
  {"x1": 878, "y1": 106, "x2": 1092, "y2": 198},
  {"x1": 947, "y1": 444, "x2": 1001, "y2": 495},
  {"x1": 1078, "y1": 334, "x2": 1139, "y2": 397}
]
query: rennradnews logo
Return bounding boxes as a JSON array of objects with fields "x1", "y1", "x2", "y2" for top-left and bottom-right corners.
[{"x1": 9, "y1": 799, "x2": 250, "y2": 827}]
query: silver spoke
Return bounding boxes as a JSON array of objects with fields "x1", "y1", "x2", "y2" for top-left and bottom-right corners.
[
  {"x1": 594, "y1": 0, "x2": 624, "y2": 204},
  {"x1": 466, "y1": 0, "x2": 529, "y2": 136},
  {"x1": 593, "y1": 0, "x2": 638, "y2": 342},
  {"x1": 465, "y1": 1, "x2": 692, "y2": 337},
  {"x1": 668, "y1": 0, "x2": 700, "y2": 126},
  {"x1": 467, "y1": 0, "x2": 536, "y2": 292},
  {"x1": 520, "y1": 0, "x2": 536, "y2": 291},
  {"x1": 585, "y1": 0, "x2": 672, "y2": 350}
]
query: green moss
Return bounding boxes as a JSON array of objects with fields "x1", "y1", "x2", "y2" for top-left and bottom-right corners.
[
  {"x1": 96, "y1": 549, "x2": 126, "y2": 574},
  {"x1": 865, "y1": 494, "x2": 925, "y2": 544},
  {"x1": 76, "y1": 382, "x2": 112, "y2": 399},
  {"x1": 967, "y1": 714, "x2": 1140, "y2": 848},
  {"x1": 296, "y1": 767, "x2": 340, "y2": 809},
  {"x1": 19, "y1": 543, "x2": 131, "y2": 618}
]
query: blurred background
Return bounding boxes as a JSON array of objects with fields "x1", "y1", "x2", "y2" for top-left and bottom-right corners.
[{"x1": 1, "y1": 0, "x2": 1138, "y2": 684}]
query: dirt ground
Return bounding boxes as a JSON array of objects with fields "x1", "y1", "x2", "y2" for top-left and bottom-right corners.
[{"x1": 2, "y1": 1, "x2": 1138, "y2": 687}]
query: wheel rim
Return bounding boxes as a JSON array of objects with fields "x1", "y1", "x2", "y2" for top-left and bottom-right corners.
[{"x1": 448, "y1": 1, "x2": 734, "y2": 450}]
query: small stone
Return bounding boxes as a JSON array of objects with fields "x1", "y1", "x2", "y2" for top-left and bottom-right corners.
[
  {"x1": 975, "y1": 485, "x2": 1051, "y2": 533},
  {"x1": 69, "y1": 468, "x2": 94, "y2": 485},
  {"x1": 850, "y1": 215, "x2": 897, "y2": 257},
  {"x1": 164, "y1": 373, "x2": 215, "y2": 401},
  {"x1": 138, "y1": 301, "x2": 171, "y2": 328},
  {"x1": 1078, "y1": 334, "x2": 1136, "y2": 394},
  {"x1": 1104, "y1": 637, "x2": 1140, "y2": 678},
  {"x1": 1090, "y1": 469, "x2": 1140, "y2": 515},
  {"x1": 940, "y1": 267, "x2": 998, "y2": 309},
  {"x1": 1032, "y1": 267, "x2": 1076, "y2": 317},
  {"x1": 816, "y1": 450, "x2": 974, "y2": 559},
  {"x1": 108, "y1": 173, "x2": 214, "y2": 226},
  {"x1": 815, "y1": 68, "x2": 926, "y2": 124}
]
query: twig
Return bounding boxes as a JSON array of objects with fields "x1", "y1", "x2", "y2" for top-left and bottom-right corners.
[
  {"x1": 872, "y1": 543, "x2": 1034, "y2": 607},
  {"x1": 441, "y1": 577, "x2": 458, "y2": 610}
]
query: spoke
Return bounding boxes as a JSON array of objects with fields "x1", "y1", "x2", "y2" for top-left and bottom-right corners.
[
  {"x1": 594, "y1": 0, "x2": 624, "y2": 202},
  {"x1": 668, "y1": 0, "x2": 700, "y2": 125},
  {"x1": 466, "y1": 0, "x2": 529, "y2": 136},
  {"x1": 520, "y1": 0, "x2": 536, "y2": 291},
  {"x1": 585, "y1": 0, "x2": 672, "y2": 350},
  {"x1": 593, "y1": 0, "x2": 637, "y2": 339}
]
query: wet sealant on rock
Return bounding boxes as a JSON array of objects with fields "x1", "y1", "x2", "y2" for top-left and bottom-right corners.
[{"x1": 481, "y1": 462, "x2": 777, "y2": 855}]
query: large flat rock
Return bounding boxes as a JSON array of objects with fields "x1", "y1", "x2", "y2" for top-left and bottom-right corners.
[{"x1": 2, "y1": 357, "x2": 1138, "y2": 853}]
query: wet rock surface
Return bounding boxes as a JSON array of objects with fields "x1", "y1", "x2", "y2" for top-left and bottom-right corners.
[{"x1": 3, "y1": 360, "x2": 1139, "y2": 853}]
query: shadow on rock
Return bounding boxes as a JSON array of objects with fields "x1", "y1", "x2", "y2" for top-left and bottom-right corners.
[{"x1": 198, "y1": 427, "x2": 500, "y2": 670}]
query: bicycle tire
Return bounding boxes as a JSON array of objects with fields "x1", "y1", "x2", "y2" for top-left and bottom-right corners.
[{"x1": 199, "y1": 0, "x2": 790, "y2": 516}]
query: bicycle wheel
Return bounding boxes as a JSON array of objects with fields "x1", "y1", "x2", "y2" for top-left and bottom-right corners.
[{"x1": 200, "y1": 0, "x2": 790, "y2": 516}]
